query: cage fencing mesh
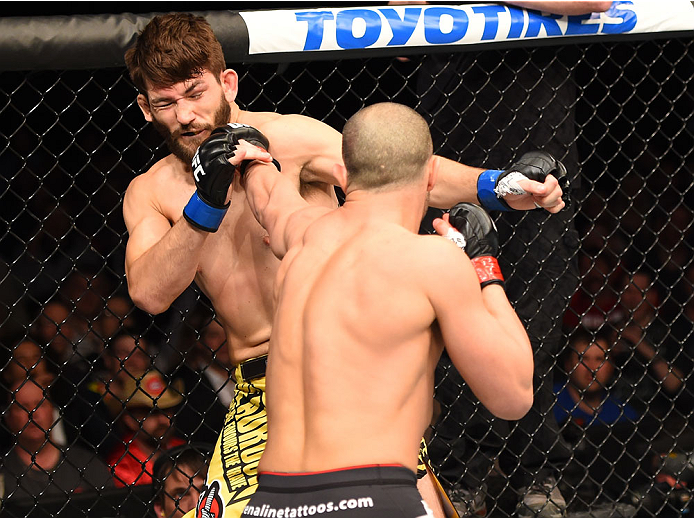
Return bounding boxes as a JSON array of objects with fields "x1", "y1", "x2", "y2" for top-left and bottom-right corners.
[{"x1": 0, "y1": 14, "x2": 692, "y2": 518}]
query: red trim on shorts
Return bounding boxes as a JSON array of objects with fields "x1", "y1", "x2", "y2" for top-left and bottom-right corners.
[{"x1": 260, "y1": 464, "x2": 404, "y2": 476}]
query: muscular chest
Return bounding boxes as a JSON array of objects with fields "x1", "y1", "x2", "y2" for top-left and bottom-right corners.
[
  {"x1": 197, "y1": 188, "x2": 279, "y2": 294},
  {"x1": 164, "y1": 179, "x2": 279, "y2": 313}
]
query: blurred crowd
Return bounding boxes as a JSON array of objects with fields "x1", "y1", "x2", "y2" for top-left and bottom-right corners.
[
  {"x1": 0, "y1": 186, "x2": 691, "y2": 517},
  {"x1": 0, "y1": 270, "x2": 225, "y2": 516},
  {"x1": 0, "y1": 47, "x2": 692, "y2": 517}
]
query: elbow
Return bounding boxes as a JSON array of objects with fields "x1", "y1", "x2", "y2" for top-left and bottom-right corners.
[
  {"x1": 127, "y1": 283, "x2": 170, "y2": 315},
  {"x1": 269, "y1": 228, "x2": 288, "y2": 260},
  {"x1": 492, "y1": 388, "x2": 534, "y2": 421},
  {"x1": 491, "y1": 348, "x2": 534, "y2": 419},
  {"x1": 488, "y1": 367, "x2": 534, "y2": 420},
  {"x1": 509, "y1": 390, "x2": 534, "y2": 420}
]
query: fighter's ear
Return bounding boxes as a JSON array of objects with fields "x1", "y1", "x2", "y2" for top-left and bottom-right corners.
[
  {"x1": 137, "y1": 94, "x2": 153, "y2": 122},
  {"x1": 426, "y1": 155, "x2": 439, "y2": 192},
  {"x1": 333, "y1": 163, "x2": 348, "y2": 192},
  {"x1": 221, "y1": 69, "x2": 239, "y2": 104}
]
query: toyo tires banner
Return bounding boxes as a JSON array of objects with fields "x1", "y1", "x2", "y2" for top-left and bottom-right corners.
[
  {"x1": 240, "y1": 1, "x2": 694, "y2": 58},
  {"x1": 1, "y1": 3, "x2": 693, "y2": 70}
]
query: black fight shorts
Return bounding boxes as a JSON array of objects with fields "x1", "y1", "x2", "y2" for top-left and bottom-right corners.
[{"x1": 240, "y1": 465, "x2": 433, "y2": 518}]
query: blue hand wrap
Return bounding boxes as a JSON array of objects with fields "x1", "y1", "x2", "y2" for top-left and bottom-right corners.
[
  {"x1": 476, "y1": 170, "x2": 513, "y2": 212},
  {"x1": 182, "y1": 191, "x2": 228, "y2": 232}
]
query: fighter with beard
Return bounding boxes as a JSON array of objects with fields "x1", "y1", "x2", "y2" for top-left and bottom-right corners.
[{"x1": 121, "y1": 13, "x2": 564, "y2": 518}]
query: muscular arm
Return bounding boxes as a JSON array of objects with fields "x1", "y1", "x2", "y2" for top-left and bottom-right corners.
[
  {"x1": 244, "y1": 161, "x2": 329, "y2": 259},
  {"x1": 266, "y1": 114, "x2": 344, "y2": 186},
  {"x1": 124, "y1": 138, "x2": 279, "y2": 314},
  {"x1": 426, "y1": 241, "x2": 534, "y2": 419},
  {"x1": 267, "y1": 113, "x2": 482, "y2": 208},
  {"x1": 428, "y1": 157, "x2": 484, "y2": 209},
  {"x1": 123, "y1": 176, "x2": 207, "y2": 315},
  {"x1": 267, "y1": 114, "x2": 563, "y2": 212}
]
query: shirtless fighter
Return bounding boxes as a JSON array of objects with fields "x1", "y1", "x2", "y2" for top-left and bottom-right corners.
[
  {"x1": 122, "y1": 13, "x2": 564, "y2": 518},
  {"x1": 235, "y1": 102, "x2": 534, "y2": 517}
]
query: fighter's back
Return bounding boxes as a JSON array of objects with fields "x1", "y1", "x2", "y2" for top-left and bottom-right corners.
[{"x1": 259, "y1": 206, "x2": 444, "y2": 474}]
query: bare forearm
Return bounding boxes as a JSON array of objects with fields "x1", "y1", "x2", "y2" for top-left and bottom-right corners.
[
  {"x1": 429, "y1": 157, "x2": 483, "y2": 209},
  {"x1": 244, "y1": 164, "x2": 277, "y2": 231},
  {"x1": 482, "y1": 285, "x2": 534, "y2": 400},
  {"x1": 481, "y1": 285, "x2": 530, "y2": 345},
  {"x1": 442, "y1": 295, "x2": 533, "y2": 419},
  {"x1": 127, "y1": 220, "x2": 207, "y2": 314},
  {"x1": 244, "y1": 164, "x2": 288, "y2": 239},
  {"x1": 244, "y1": 162, "x2": 308, "y2": 257}
]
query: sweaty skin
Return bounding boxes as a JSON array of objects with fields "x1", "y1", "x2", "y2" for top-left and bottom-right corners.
[
  {"x1": 123, "y1": 69, "x2": 466, "y2": 518},
  {"x1": 260, "y1": 221, "x2": 533, "y2": 471},
  {"x1": 123, "y1": 71, "x2": 341, "y2": 364},
  {"x1": 123, "y1": 69, "x2": 561, "y2": 365},
  {"x1": 123, "y1": 69, "x2": 555, "y2": 518},
  {"x1": 240, "y1": 105, "x2": 534, "y2": 475}
]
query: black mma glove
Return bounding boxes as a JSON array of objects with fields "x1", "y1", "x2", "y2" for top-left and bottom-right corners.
[
  {"x1": 182, "y1": 124, "x2": 280, "y2": 232},
  {"x1": 476, "y1": 150, "x2": 567, "y2": 211},
  {"x1": 219, "y1": 123, "x2": 281, "y2": 176},
  {"x1": 182, "y1": 129, "x2": 239, "y2": 232},
  {"x1": 448, "y1": 202, "x2": 504, "y2": 288}
]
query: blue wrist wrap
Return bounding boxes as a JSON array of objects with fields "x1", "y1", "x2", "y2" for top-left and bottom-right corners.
[
  {"x1": 182, "y1": 191, "x2": 228, "y2": 232},
  {"x1": 477, "y1": 170, "x2": 513, "y2": 212}
]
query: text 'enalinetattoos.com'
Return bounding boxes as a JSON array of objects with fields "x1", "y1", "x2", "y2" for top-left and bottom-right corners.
[{"x1": 244, "y1": 497, "x2": 374, "y2": 517}]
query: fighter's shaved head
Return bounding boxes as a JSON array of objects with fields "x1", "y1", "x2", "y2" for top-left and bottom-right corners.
[{"x1": 342, "y1": 103, "x2": 433, "y2": 191}]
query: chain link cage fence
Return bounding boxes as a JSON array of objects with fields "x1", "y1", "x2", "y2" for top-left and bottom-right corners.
[{"x1": 0, "y1": 5, "x2": 693, "y2": 518}]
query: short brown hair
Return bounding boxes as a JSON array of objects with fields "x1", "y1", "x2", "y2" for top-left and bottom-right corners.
[
  {"x1": 125, "y1": 13, "x2": 226, "y2": 95},
  {"x1": 152, "y1": 443, "x2": 211, "y2": 508},
  {"x1": 342, "y1": 103, "x2": 432, "y2": 191}
]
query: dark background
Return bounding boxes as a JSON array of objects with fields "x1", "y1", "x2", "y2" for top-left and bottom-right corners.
[{"x1": 4, "y1": 2, "x2": 374, "y2": 16}]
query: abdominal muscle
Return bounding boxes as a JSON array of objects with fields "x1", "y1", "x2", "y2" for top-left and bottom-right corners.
[{"x1": 191, "y1": 193, "x2": 280, "y2": 365}]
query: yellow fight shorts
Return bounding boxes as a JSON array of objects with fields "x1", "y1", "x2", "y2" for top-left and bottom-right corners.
[
  {"x1": 188, "y1": 355, "x2": 268, "y2": 518},
  {"x1": 187, "y1": 355, "x2": 453, "y2": 518},
  {"x1": 419, "y1": 437, "x2": 459, "y2": 518},
  {"x1": 418, "y1": 437, "x2": 429, "y2": 479}
]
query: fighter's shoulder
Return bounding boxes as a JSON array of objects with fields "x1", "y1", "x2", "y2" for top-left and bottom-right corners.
[
  {"x1": 411, "y1": 232, "x2": 472, "y2": 271},
  {"x1": 414, "y1": 231, "x2": 462, "y2": 252},
  {"x1": 249, "y1": 112, "x2": 339, "y2": 147},
  {"x1": 364, "y1": 227, "x2": 449, "y2": 264},
  {"x1": 241, "y1": 110, "x2": 283, "y2": 128},
  {"x1": 129, "y1": 154, "x2": 187, "y2": 185},
  {"x1": 125, "y1": 155, "x2": 190, "y2": 202},
  {"x1": 414, "y1": 233, "x2": 479, "y2": 294}
]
